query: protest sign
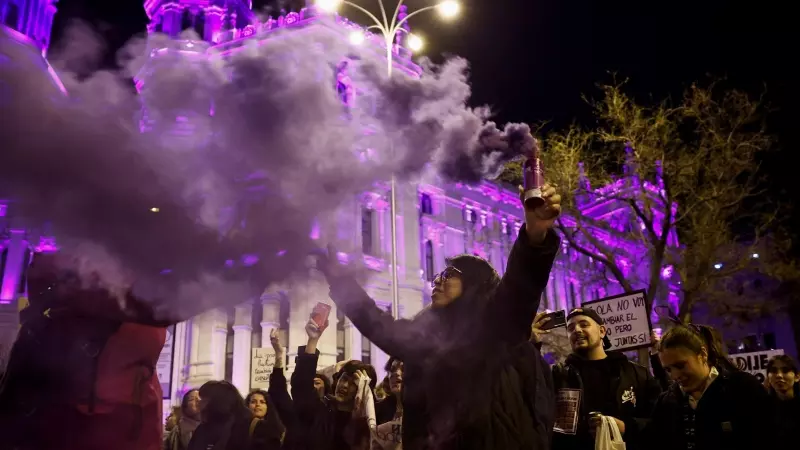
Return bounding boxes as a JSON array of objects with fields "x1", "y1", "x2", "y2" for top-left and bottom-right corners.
[
  {"x1": 729, "y1": 349, "x2": 784, "y2": 383},
  {"x1": 251, "y1": 347, "x2": 276, "y2": 390},
  {"x1": 581, "y1": 290, "x2": 652, "y2": 352},
  {"x1": 156, "y1": 325, "x2": 175, "y2": 399},
  {"x1": 553, "y1": 388, "x2": 581, "y2": 435}
]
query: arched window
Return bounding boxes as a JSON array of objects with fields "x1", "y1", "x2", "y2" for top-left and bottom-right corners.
[
  {"x1": 420, "y1": 193, "x2": 433, "y2": 215},
  {"x1": 3, "y1": 3, "x2": 20, "y2": 30},
  {"x1": 424, "y1": 240, "x2": 435, "y2": 282}
]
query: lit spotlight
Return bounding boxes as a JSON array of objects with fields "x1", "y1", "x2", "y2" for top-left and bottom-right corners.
[
  {"x1": 714, "y1": 263, "x2": 723, "y2": 269},
  {"x1": 407, "y1": 34, "x2": 424, "y2": 52},
  {"x1": 437, "y1": 0, "x2": 461, "y2": 19},
  {"x1": 752, "y1": 253, "x2": 759, "y2": 259},
  {"x1": 150, "y1": 207, "x2": 160, "y2": 213},
  {"x1": 349, "y1": 30, "x2": 365, "y2": 45},
  {"x1": 316, "y1": 0, "x2": 341, "y2": 13}
]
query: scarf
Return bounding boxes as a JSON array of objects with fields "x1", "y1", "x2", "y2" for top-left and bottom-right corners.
[{"x1": 179, "y1": 416, "x2": 201, "y2": 449}]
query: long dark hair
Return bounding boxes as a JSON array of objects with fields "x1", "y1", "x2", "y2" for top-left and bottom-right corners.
[
  {"x1": 244, "y1": 390, "x2": 285, "y2": 437},
  {"x1": 198, "y1": 381, "x2": 251, "y2": 424},
  {"x1": 659, "y1": 324, "x2": 739, "y2": 374},
  {"x1": 181, "y1": 388, "x2": 199, "y2": 420}
]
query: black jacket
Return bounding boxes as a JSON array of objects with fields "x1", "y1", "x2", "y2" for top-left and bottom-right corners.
[
  {"x1": 326, "y1": 228, "x2": 559, "y2": 450},
  {"x1": 268, "y1": 367, "x2": 300, "y2": 449},
  {"x1": 187, "y1": 416, "x2": 282, "y2": 450},
  {"x1": 770, "y1": 385, "x2": 800, "y2": 444},
  {"x1": 551, "y1": 351, "x2": 662, "y2": 450},
  {"x1": 290, "y1": 348, "x2": 370, "y2": 450},
  {"x1": 644, "y1": 369, "x2": 774, "y2": 450}
]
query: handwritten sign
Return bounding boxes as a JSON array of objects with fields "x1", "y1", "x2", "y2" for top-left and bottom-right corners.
[
  {"x1": 729, "y1": 349, "x2": 783, "y2": 383},
  {"x1": 251, "y1": 347, "x2": 276, "y2": 390},
  {"x1": 156, "y1": 325, "x2": 175, "y2": 399},
  {"x1": 372, "y1": 420, "x2": 402, "y2": 450},
  {"x1": 581, "y1": 290, "x2": 651, "y2": 352}
]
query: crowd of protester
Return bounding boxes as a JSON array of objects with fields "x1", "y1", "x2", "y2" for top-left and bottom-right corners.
[{"x1": 1, "y1": 184, "x2": 799, "y2": 450}]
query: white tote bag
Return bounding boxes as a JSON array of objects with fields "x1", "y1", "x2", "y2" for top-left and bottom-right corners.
[{"x1": 594, "y1": 416, "x2": 626, "y2": 450}]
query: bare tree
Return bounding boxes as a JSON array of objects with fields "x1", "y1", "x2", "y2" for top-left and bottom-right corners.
[{"x1": 504, "y1": 80, "x2": 794, "y2": 323}]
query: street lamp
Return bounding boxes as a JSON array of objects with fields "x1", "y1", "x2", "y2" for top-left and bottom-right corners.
[{"x1": 317, "y1": 0, "x2": 460, "y2": 319}]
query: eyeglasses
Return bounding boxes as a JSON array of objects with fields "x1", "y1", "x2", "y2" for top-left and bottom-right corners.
[{"x1": 431, "y1": 266, "x2": 462, "y2": 288}]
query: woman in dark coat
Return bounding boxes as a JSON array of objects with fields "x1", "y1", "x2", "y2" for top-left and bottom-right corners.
[
  {"x1": 188, "y1": 381, "x2": 283, "y2": 450},
  {"x1": 315, "y1": 184, "x2": 561, "y2": 450},
  {"x1": 644, "y1": 324, "x2": 775, "y2": 450}
]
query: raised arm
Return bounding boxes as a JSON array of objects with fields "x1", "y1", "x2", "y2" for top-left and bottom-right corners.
[
  {"x1": 267, "y1": 329, "x2": 296, "y2": 430},
  {"x1": 290, "y1": 316, "x2": 329, "y2": 419},
  {"x1": 488, "y1": 183, "x2": 561, "y2": 343},
  {"x1": 326, "y1": 275, "x2": 426, "y2": 362}
]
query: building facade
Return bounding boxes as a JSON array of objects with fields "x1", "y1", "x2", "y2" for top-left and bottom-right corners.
[{"x1": 1, "y1": 0, "x2": 713, "y2": 412}]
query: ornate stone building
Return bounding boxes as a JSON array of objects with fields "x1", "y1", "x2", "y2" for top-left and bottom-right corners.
[{"x1": 0, "y1": 0, "x2": 698, "y2": 413}]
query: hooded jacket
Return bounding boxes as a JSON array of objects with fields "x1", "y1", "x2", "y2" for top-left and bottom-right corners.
[
  {"x1": 551, "y1": 351, "x2": 662, "y2": 450},
  {"x1": 325, "y1": 228, "x2": 559, "y2": 450}
]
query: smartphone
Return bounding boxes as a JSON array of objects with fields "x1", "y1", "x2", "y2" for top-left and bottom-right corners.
[
  {"x1": 540, "y1": 310, "x2": 567, "y2": 331},
  {"x1": 311, "y1": 302, "x2": 332, "y2": 329}
]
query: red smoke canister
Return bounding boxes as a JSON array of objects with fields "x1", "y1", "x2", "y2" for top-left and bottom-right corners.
[{"x1": 522, "y1": 141, "x2": 545, "y2": 209}]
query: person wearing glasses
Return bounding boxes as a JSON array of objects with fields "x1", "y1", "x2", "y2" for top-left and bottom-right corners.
[{"x1": 315, "y1": 183, "x2": 562, "y2": 450}]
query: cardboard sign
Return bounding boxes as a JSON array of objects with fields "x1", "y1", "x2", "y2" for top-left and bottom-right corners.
[
  {"x1": 251, "y1": 347, "x2": 276, "y2": 390},
  {"x1": 581, "y1": 290, "x2": 652, "y2": 352},
  {"x1": 156, "y1": 325, "x2": 175, "y2": 399},
  {"x1": 729, "y1": 349, "x2": 784, "y2": 383}
]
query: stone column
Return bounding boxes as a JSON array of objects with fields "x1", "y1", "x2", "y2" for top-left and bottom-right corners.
[
  {"x1": 0, "y1": 229, "x2": 26, "y2": 303},
  {"x1": 371, "y1": 342, "x2": 389, "y2": 383},
  {"x1": 210, "y1": 308, "x2": 229, "y2": 381},
  {"x1": 261, "y1": 290, "x2": 282, "y2": 348},
  {"x1": 169, "y1": 321, "x2": 188, "y2": 405},
  {"x1": 185, "y1": 313, "x2": 212, "y2": 387},
  {"x1": 342, "y1": 317, "x2": 362, "y2": 361},
  {"x1": 232, "y1": 303, "x2": 253, "y2": 395}
]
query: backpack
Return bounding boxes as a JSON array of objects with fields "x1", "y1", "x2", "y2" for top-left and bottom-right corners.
[{"x1": 0, "y1": 292, "x2": 121, "y2": 416}]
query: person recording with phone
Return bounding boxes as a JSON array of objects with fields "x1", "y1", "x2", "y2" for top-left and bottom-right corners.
[
  {"x1": 532, "y1": 308, "x2": 661, "y2": 450},
  {"x1": 315, "y1": 181, "x2": 562, "y2": 450}
]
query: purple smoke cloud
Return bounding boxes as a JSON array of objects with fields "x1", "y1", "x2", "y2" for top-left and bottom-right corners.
[{"x1": 0, "y1": 20, "x2": 532, "y2": 319}]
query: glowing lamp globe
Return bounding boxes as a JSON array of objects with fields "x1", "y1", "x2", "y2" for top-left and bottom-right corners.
[
  {"x1": 407, "y1": 34, "x2": 424, "y2": 52},
  {"x1": 349, "y1": 30, "x2": 365, "y2": 45},
  {"x1": 437, "y1": 0, "x2": 461, "y2": 19},
  {"x1": 316, "y1": 0, "x2": 341, "y2": 13}
]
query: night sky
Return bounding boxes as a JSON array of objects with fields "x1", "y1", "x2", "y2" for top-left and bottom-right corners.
[{"x1": 49, "y1": 0, "x2": 799, "y2": 249}]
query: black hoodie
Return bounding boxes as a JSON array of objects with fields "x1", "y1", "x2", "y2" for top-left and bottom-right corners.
[
  {"x1": 551, "y1": 351, "x2": 662, "y2": 450},
  {"x1": 325, "y1": 228, "x2": 560, "y2": 450}
]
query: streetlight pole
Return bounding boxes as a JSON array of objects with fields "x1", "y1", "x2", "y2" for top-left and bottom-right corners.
[{"x1": 317, "y1": 0, "x2": 460, "y2": 319}]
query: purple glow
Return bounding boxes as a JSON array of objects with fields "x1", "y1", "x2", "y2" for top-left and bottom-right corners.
[
  {"x1": 310, "y1": 220, "x2": 320, "y2": 240},
  {"x1": 661, "y1": 265, "x2": 673, "y2": 279},
  {"x1": 160, "y1": 269, "x2": 172, "y2": 275},
  {"x1": 34, "y1": 236, "x2": 58, "y2": 253},
  {"x1": 242, "y1": 254, "x2": 259, "y2": 266},
  {"x1": 276, "y1": 250, "x2": 287, "y2": 256}
]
